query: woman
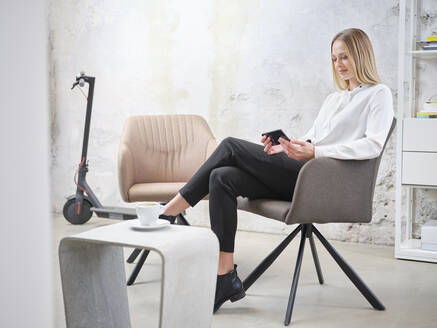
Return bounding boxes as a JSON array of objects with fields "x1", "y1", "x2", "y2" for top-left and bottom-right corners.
[{"x1": 158, "y1": 28, "x2": 394, "y2": 312}]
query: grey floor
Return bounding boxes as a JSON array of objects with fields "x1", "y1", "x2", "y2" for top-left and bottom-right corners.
[{"x1": 53, "y1": 214, "x2": 437, "y2": 328}]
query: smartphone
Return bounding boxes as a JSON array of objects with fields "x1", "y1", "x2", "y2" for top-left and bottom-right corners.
[{"x1": 262, "y1": 129, "x2": 290, "y2": 146}]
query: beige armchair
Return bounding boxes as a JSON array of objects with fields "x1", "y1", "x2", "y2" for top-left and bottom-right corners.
[
  {"x1": 118, "y1": 114, "x2": 217, "y2": 285},
  {"x1": 118, "y1": 114, "x2": 217, "y2": 203}
]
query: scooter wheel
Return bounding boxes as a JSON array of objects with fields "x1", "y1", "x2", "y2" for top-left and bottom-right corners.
[{"x1": 62, "y1": 198, "x2": 93, "y2": 225}]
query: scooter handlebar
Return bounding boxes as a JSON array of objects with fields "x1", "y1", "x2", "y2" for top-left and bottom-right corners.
[
  {"x1": 71, "y1": 72, "x2": 92, "y2": 89},
  {"x1": 77, "y1": 71, "x2": 85, "y2": 86}
]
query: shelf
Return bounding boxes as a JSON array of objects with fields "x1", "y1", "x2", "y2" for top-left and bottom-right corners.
[
  {"x1": 396, "y1": 238, "x2": 437, "y2": 263},
  {"x1": 408, "y1": 50, "x2": 437, "y2": 57},
  {"x1": 401, "y1": 184, "x2": 437, "y2": 189},
  {"x1": 403, "y1": 117, "x2": 437, "y2": 121}
]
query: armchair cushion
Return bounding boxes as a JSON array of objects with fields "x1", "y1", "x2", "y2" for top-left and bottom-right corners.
[
  {"x1": 128, "y1": 182, "x2": 210, "y2": 203},
  {"x1": 237, "y1": 198, "x2": 291, "y2": 223},
  {"x1": 128, "y1": 182, "x2": 187, "y2": 203}
]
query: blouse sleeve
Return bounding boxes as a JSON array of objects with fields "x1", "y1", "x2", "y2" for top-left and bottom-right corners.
[{"x1": 314, "y1": 86, "x2": 394, "y2": 160}]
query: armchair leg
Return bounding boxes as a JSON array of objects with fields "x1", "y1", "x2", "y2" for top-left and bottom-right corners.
[
  {"x1": 284, "y1": 225, "x2": 307, "y2": 326},
  {"x1": 307, "y1": 226, "x2": 324, "y2": 284},
  {"x1": 127, "y1": 248, "x2": 142, "y2": 263},
  {"x1": 243, "y1": 224, "x2": 302, "y2": 292},
  {"x1": 126, "y1": 202, "x2": 171, "y2": 265},
  {"x1": 177, "y1": 212, "x2": 190, "y2": 226},
  {"x1": 127, "y1": 209, "x2": 191, "y2": 286},
  {"x1": 312, "y1": 225, "x2": 385, "y2": 311},
  {"x1": 127, "y1": 249, "x2": 150, "y2": 286}
]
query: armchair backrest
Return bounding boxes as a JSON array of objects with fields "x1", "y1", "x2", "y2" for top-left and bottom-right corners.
[
  {"x1": 118, "y1": 115, "x2": 216, "y2": 197},
  {"x1": 368, "y1": 117, "x2": 397, "y2": 210},
  {"x1": 285, "y1": 118, "x2": 396, "y2": 225}
]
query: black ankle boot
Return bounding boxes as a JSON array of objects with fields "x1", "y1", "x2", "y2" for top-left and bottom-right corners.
[
  {"x1": 158, "y1": 213, "x2": 177, "y2": 224},
  {"x1": 214, "y1": 265, "x2": 246, "y2": 313}
]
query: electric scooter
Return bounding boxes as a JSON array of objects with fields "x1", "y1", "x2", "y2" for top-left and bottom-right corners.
[
  {"x1": 62, "y1": 72, "x2": 137, "y2": 224},
  {"x1": 63, "y1": 72, "x2": 191, "y2": 285}
]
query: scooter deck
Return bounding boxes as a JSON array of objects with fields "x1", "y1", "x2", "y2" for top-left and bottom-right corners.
[{"x1": 91, "y1": 206, "x2": 137, "y2": 220}]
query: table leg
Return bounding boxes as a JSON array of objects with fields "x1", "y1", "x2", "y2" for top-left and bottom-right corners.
[
  {"x1": 59, "y1": 240, "x2": 131, "y2": 328},
  {"x1": 158, "y1": 237, "x2": 218, "y2": 328}
]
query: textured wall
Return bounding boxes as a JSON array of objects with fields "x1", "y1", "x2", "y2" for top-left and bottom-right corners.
[{"x1": 49, "y1": 0, "x2": 437, "y2": 245}]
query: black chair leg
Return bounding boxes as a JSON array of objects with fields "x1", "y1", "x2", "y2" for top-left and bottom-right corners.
[
  {"x1": 127, "y1": 248, "x2": 142, "y2": 263},
  {"x1": 127, "y1": 249, "x2": 150, "y2": 286},
  {"x1": 307, "y1": 225, "x2": 324, "y2": 284},
  {"x1": 312, "y1": 225, "x2": 385, "y2": 311},
  {"x1": 177, "y1": 212, "x2": 190, "y2": 225},
  {"x1": 284, "y1": 225, "x2": 307, "y2": 326},
  {"x1": 243, "y1": 224, "x2": 302, "y2": 292},
  {"x1": 127, "y1": 208, "x2": 191, "y2": 286}
]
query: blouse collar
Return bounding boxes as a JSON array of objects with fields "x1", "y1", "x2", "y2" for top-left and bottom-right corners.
[{"x1": 346, "y1": 83, "x2": 370, "y2": 95}]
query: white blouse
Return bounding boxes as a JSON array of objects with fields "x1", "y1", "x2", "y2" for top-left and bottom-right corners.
[{"x1": 297, "y1": 83, "x2": 394, "y2": 160}]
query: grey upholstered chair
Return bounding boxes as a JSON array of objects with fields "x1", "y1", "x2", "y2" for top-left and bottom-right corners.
[{"x1": 234, "y1": 118, "x2": 396, "y2": 326}]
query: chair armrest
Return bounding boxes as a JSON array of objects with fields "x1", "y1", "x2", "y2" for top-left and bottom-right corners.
[
  {"x1": 118, "y1": 142, "x2": 135, "y2": 202},
  {"x1": 285, "y1": 157, "x2": 378, "y2": 225}
]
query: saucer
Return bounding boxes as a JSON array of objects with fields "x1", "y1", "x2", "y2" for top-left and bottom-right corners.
[{"x1": 131, "y1": 219, "x2": 171, "y2": 231}]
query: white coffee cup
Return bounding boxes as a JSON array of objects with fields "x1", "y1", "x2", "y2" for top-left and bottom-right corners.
[{"x1": 135, "y1": 202, "x2": 163, "y2": 226}]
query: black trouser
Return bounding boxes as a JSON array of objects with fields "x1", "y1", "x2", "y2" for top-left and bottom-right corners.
[{"x1": 179, "y1": 137, "x2": 306, "y2": 252}]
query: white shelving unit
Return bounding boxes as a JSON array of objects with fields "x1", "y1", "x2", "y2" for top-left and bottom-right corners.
[
  {"x1": 409, "y1": 50, "x2": 437, "y2": 57},
  {"x1": 396, "y1": 0, "x2": 437, "y2": 263}
]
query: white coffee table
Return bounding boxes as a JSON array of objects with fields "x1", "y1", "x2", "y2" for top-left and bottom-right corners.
[{"x1": 59, "y1": 219, "x2": 219, "y2": 328}]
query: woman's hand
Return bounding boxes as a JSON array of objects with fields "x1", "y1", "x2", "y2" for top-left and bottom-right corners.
[
  {"x1": 261, "y1": 135, "x2": 284, "y2": 155},
  {"x1": 278, "y1": 137, "x2": 315, "y2": 161}
]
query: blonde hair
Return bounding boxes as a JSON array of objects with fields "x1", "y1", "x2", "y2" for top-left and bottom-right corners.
[{"x1": 331, "y1": 28, "x2": 380, "y2": 90}]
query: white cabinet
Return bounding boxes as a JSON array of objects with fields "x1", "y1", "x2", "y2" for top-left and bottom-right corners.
[
  {"x1": 402, "y1": 152, "x2": 437, "y2": 186},
  {"x1": 396, "y1": 0, "x2": 437, "y2": 263},
  {"x1": 402, "y1": 119, "x2": 437, "y2": 152}
]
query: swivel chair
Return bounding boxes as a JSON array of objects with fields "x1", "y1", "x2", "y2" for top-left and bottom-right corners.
[{"x1": 233, "y1": 118, "x2": 396, "y2": 325}]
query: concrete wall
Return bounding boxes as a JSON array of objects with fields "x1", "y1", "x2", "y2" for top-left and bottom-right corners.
[
  {"x1": 0, "y1": 1, "x2": 52, "y2": 327},
  {"x1": 49, "y1": 0, "x2": 437, "y2": 245}
]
